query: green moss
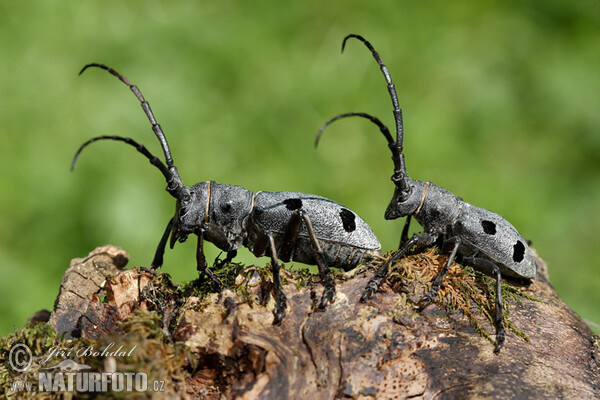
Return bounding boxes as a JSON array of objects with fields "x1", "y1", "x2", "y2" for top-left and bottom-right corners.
[
  {"x1": 0, "y1": 310, "x2": 189, "y2": 398},
  {"x1": 385, "y1": 248, "x2": 539, "y2": 348},
  {"x1": 181, "y1": 257, "x2": 247, "y2": 298},
  {"x1": 0, "y1": 323, "x2": 63, "y2": 397}
]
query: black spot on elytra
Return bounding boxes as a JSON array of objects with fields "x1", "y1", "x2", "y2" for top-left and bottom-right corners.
[
  {"x1": 283, "y1": 198, "x2": 303, "y2": 210},
  {"x1": 513, "y1": 240, "x2": 525, "y2": 262},
  {"x1": 339, "y1": 208, "x2": 356, "y2": 232},
  {"x1": 481, "y1": 220, "x2": 497, "y2": 235}
]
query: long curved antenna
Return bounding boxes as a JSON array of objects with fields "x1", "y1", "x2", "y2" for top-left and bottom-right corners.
[
  {"x1": 315, "y1": 112, "x2": 394, "y2": 147},
  {"x1": 79, "y1": 64, "x2": 174, "y2": 168},
  {"x1": 342, "y1": 35, "x2": 403, "y2": 150},
  {"x1": 342, "y1": 34, "x2": 412, "y2": 200},
  {"x1": 72, "y1": 135, "x2": 172, "y2": 181}
]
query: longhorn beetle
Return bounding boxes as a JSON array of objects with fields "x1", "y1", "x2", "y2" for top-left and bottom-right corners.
[
  {"x1": 316, "y1": 35, "x2": 537, "y2": 352},
  {"x1": 71, "y1": 63, "x2": 382, "y2": 323}
]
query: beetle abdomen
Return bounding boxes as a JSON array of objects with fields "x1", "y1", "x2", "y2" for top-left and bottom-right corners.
[
  {"x1": 452, "y1": 202, "x2": 536, "y2": 279},
  {"x1": 246, "y1": 191, "x2": 381, "y2": 270}
]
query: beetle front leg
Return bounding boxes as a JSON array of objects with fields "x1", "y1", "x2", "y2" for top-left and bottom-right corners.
[
  {"x1": 361, "y1": 232, "x2": 436, "y2": 302},
  {"x1": 417, "y1": 236, "x2": 461, "y2": 311},
  {"x1": 196, "y1": 226, "x2": 223, "y2": 291},
  {"x1": 399, "y1": 215, "x2": 412, "y2": 249},
  {"x1": 464, "y1": 256, "x2": 505, "y2": 353},
  {"x1": 151, "y1": 217, "x2": 174, "y2": 269}
]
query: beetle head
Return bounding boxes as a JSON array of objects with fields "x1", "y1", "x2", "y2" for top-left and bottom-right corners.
[
  {"x1": 170, "y1": 183, "x2": 206, "y2": 247},
  {"x1": 170, "y1": 182, "x2": 254, "y2": 252},
  {"x1": 204, "y1": 182, "x2": 254, "y2": 252},
  {"x1": 385, "y1": 181, "x2": 424, "y2": 220}
]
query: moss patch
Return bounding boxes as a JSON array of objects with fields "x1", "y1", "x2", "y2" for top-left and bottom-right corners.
[
  {"x1": 384, "y1": 248, "x2": 538, "y2": 347},
  {"x1": 0, "y1": 311, "x2": 190, "y2": 398}
]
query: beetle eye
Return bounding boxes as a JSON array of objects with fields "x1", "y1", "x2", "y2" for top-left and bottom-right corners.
[{"x1": 221, "y1": 201, "x2": 233, "y2": 213}]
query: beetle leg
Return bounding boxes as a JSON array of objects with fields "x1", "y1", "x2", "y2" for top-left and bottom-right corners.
[
  {"x1": 418, "y1": 236, "x2": 462, "y2": 311},
  {"x1": 299, "y1": 211, "x2": 336, "y2": 309},
  {"x1": 464, "y1": 256, "x2": 505, "y2": 353},
  {"x1": 214, "y1": 250, "x2": 238, "y2": 269},
  {"x1": 399, "y1": 215, "x2": 412, "y2": 249},
  {"x1": 251, "y1": 230, "x2": 269, "y2": 258},
  {"x1": 265, "y1": 230, "x2": 287, "y2": 324},
  {"x1": 196, "y1": 226, "x2": 207, "y2": 271},
  {"x1": 361, "y1": 232, "x2": 435, "y2": 302},
  {"x1": 278, "y1": 211, "x2": 303, "y2": 262},
  {"x1": 151, "y1": 217, "x2": 174, "y2": 269},
  {"x1": 196, "y1": 226, "x2": 223, "y2": 291}
]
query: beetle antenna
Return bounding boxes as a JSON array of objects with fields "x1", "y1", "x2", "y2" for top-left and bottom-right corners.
[
  {"x1": 79, "y1": 64, "x2": 175, "y2": 168},
  {"x1": 72, "y1": 135, "x2": 189, "y2": 200},
  {"x1": 79, "y1": 64, "x2": 190, "y2": 200},
  {"x1": 315, "y1": 112, "x2": 394, "y2": 147},
  {"x1": 72, "y1": 135, "x2": 170, "y2": 177},
  {"x1": 342, "y1": 34, "x2": 412, "y2": 200}
]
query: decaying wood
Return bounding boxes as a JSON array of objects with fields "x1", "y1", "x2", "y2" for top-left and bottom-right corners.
[
  {"x1": 48, "y1": 245, "x2": 600, "y2": 399},
  {"x1": 48, "y1": 245, "x2": 129, "y2": 339}
]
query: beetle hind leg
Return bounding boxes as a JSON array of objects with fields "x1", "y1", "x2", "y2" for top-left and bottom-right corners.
[
  {"x1": 265, "y1": 231, "x2": 287, "y2": 324},
  {"x1": 464, "y1": 256, "x2": 505, "y2": 353},
  {"x1": 277, "y1": 209, "x2": 336, "y2": 310},
  {"x1": 298, "y1": 211, "x2": 336, "y2": 309}
]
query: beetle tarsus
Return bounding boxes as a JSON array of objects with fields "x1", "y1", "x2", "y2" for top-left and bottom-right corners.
[
  {"x1": 319, "y1": 285, "x2": 336, "y2": 309},
  {"x1": 214, "y1": 250, "x2": 238, "y2": 270},
  {"x1": 360, "y1": 280, "x2": 379, "y2": 302},
  {"x1": 273, "y1": 295, "x2": 287, "y2": 325}
]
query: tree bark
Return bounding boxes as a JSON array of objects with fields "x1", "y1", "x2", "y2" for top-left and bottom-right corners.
[{"x1": 48, "y1": 245, "x2": 600, "y2": 399}]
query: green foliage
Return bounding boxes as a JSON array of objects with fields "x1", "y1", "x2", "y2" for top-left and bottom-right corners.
[{"x1": 0, "y1": 1, "x2": 598, "y2": 336}]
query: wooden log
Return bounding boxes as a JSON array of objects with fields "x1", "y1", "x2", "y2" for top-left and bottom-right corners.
[{"x1": 49, "y1": 245, "x2": 600, "y2": 399}]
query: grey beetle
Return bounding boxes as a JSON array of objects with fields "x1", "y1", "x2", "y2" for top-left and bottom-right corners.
[
  {"x1": 316, "y1": 35, "x2": 536, "y2": 352},
  {"x1": 71, "y1": 63, "x2": 382, "y2": 323}
]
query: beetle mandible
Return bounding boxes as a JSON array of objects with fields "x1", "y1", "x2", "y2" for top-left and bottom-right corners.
[
  {"x1": 72, "y1": 63, "x2": 382, "y2": 323},
  {"x1": 316, "y1": 35, "x2": 537, "y2": 352}
]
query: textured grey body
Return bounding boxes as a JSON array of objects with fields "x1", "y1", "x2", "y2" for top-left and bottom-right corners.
[
  {"x1": 409, "y1": 180, "x2": 536, "y2": 279},
  {"x1": 173, "y1": 182, "x2": 382, "y2": 270},
  {"x1": 246, "y1": 191, "x2": 382, "y2": 270}
]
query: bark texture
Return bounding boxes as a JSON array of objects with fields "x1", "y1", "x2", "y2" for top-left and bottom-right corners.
[{"x1": 48, "y1": 245, "x2": 600, "y2": 399}]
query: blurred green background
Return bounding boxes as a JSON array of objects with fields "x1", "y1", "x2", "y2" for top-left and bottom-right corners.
[{"x1": 0, "y1": 1, "x2": 598, "y2": 335}]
